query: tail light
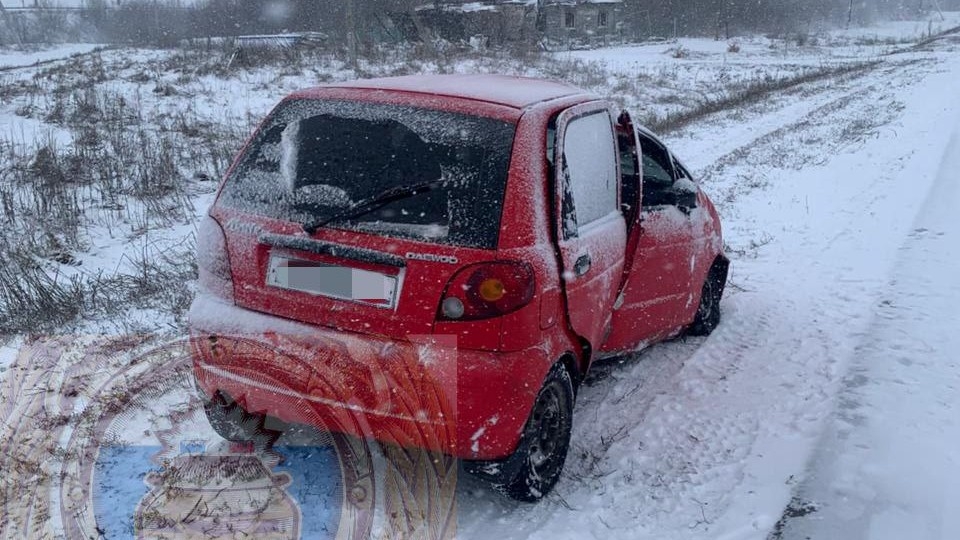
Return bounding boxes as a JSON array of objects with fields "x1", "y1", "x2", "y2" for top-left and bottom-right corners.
[
  {"x1": 197, "y1": 215, "x2": 234, "y2": 302},
  {"x1": 438, "y1": 261, "x2": 535, "y2": 321}
]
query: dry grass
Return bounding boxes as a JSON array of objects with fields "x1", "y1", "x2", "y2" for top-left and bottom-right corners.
[{"x1": 0, "y1": 55, "x2": 229, "y2": 335}]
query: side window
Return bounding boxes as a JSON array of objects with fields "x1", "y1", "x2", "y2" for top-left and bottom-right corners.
[
  {"x1": 560, "y1": 111, "x2": 618, "y2": 238},
  {"x1": 673, "y1": 157, "x2": 693, "y2": 181},
  {"x1": 618, "y1": 131, "x2": 640, "y2": 227},
  {"x1": 638, "y1": 134, "x2": 678, "y2": 208},
  {"x1": 618, "y1": 134, "x2": 638, "y2": 180},
  {"x1": 546, "y1": 122, "x2": 556, "y2": 168}
]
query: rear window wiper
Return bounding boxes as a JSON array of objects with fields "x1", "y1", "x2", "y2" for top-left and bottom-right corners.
[{"x1": 302, "y1": 178, "x2": 444, "y2": 234}]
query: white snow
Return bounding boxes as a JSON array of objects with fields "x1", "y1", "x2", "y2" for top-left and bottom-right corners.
[
  {"x1": 0, "y1": 338, "x2": 21, "y2": 376},
  {"x1": 774, "y1": 80, "x2": 960, "y2": 540},
  {"x1": 280, "y1": 120, "x2": 301, "y2": 193}
]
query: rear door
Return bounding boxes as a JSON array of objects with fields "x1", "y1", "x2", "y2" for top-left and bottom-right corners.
[{"x1": 553, "y1": 104, "x2": 627, "y2": 349}]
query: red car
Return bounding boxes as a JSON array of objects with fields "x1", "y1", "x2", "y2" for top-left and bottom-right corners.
[{"x1": 189, "y1": 74, "x2": 728, "y2": 501}]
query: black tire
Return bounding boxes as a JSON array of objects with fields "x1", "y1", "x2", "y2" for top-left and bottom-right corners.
[
  {"x1": 688, "y1": 267, "x2": 723, "y2": 336},
  {"x1": 476, "y1": 362, "x2": 574, "y2": 502},
  {"x1": 202, "y1": 391, "x2": 283, "y2": 450}
]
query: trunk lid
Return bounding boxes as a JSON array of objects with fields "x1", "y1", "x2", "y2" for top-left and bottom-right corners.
[{"x1": 212, "y1": 97, "x2": 516, "y2": 339}]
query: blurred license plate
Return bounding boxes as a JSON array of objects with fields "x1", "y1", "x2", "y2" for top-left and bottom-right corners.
[{"x1": 267, "y1": 255, "x2": 397, "y2": 307}]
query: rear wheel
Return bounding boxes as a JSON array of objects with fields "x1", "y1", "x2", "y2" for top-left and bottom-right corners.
[
  {"x1": 466, "y1": 362, "x2": 574, "y2": 502},
  {"x1": 202, "y1": 391, "x2": 283, "y2": 450}
]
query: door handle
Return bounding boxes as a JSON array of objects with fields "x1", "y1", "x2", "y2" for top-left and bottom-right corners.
[{"x1": 574, "y1": 254, "x2": 592, "y2": 277}]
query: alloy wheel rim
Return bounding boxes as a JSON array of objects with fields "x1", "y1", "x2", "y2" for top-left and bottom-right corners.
[{"x1": 528, "y1": 385, "x2": 563, "y2": 469}]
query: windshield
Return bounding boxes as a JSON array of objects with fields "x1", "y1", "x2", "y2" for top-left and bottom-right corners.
[{"x1": 218, "y1": 99, "x2": 515, "y2": 249}]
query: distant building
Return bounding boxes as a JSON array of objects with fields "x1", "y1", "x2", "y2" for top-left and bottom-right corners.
[
  {"x1": 413, "y1": 1, "x2": 540, "y2": 45},
  {"x1": 0, "y1": 1, "x2": 183, "y2": 9},
  {"x1": 414, "y1": 0, "x2": 625, "y2": 47},
  {"x1": 538, "y1": 0, "x2": 624, "y2": 45}
]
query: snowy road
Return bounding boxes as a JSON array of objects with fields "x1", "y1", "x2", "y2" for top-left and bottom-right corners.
[{"x1": 779, "y1": 99, "x2": 960, "y2": 540}]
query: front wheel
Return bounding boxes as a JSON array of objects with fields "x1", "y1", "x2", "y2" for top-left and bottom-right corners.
[
  {"x1": 469, "y1": 363, "x2": 575, "y2": 502},
  {"x1": 688, "y1": 268, "x2": 724, "y2": 336}
]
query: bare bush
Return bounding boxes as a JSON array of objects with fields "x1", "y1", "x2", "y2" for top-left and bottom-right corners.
[
  {"x1": 668, "y1": 45, "x2": 689, "y2": 59},
  {"x1": 0, "y1": 248, "x2": 85, "y2": 335},
  {"x1": 0, "y1": 53, "x2": 238, "y2": 334}
]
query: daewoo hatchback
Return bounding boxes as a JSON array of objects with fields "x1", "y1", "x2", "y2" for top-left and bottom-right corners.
[{"x1": 189, "y1": 74, "x2": 728, "y2": 501}]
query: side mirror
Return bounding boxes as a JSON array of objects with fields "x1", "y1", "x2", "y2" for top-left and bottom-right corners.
[
  {"x1": 676, "y1": 189, "x2": 697, "y2": 213},
  {"x1": 641, "y1": 178, "x2": 698, "y2": 209},
  {"x1": 673, "y1": 178, "x2": 697, "y2": 194},
  {"x1": 672, "y1": 178, "x2": 697, "y2": 212}
]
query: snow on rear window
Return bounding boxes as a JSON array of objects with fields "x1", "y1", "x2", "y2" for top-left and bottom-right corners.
[{"x1": 218, "y1": 99, "x2": 515, "y2": 250}]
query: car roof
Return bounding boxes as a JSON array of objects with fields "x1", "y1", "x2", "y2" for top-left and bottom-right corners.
[{"x1": 319, "y1": 74, "x2": 593, "y2": 110}]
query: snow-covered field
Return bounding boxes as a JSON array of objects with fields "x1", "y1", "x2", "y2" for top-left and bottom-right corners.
[{"x1": 1, "y1": 12, "x2": 959, "y2": 539}]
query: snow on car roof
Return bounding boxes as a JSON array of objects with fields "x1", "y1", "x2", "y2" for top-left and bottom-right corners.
[{"x1": 321, "y1": 74, "x2": 591, "y2": 110}]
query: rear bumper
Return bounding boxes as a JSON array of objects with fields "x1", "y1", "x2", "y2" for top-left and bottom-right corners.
[{"x1": 188, "y1": 294, "x2": 547, "y2": 460}]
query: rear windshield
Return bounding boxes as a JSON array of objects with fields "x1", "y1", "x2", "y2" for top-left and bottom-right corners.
[{"x1": 218, "y1": 99, "x2": 516, "y2": 249}]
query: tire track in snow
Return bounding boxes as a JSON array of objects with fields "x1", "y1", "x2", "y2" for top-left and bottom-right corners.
[
  {"x1": 674, "y1": 57, "x2": 932, "y2": 178},
  {"x1": 0, "y1": 46, "x2": 108, "y2": 74},
  {"x1": 774, "y1": 100, "x2": 960, "y2": 540}
]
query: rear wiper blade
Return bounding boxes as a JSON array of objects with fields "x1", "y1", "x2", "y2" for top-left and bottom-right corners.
[{"x1": 302, "y1": 178, "x2": 443, "y2": 234}]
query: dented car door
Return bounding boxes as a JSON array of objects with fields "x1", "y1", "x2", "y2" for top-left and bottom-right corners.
[{"x1": 553, "y1": 103, "x2": 628, "y2": 350}]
